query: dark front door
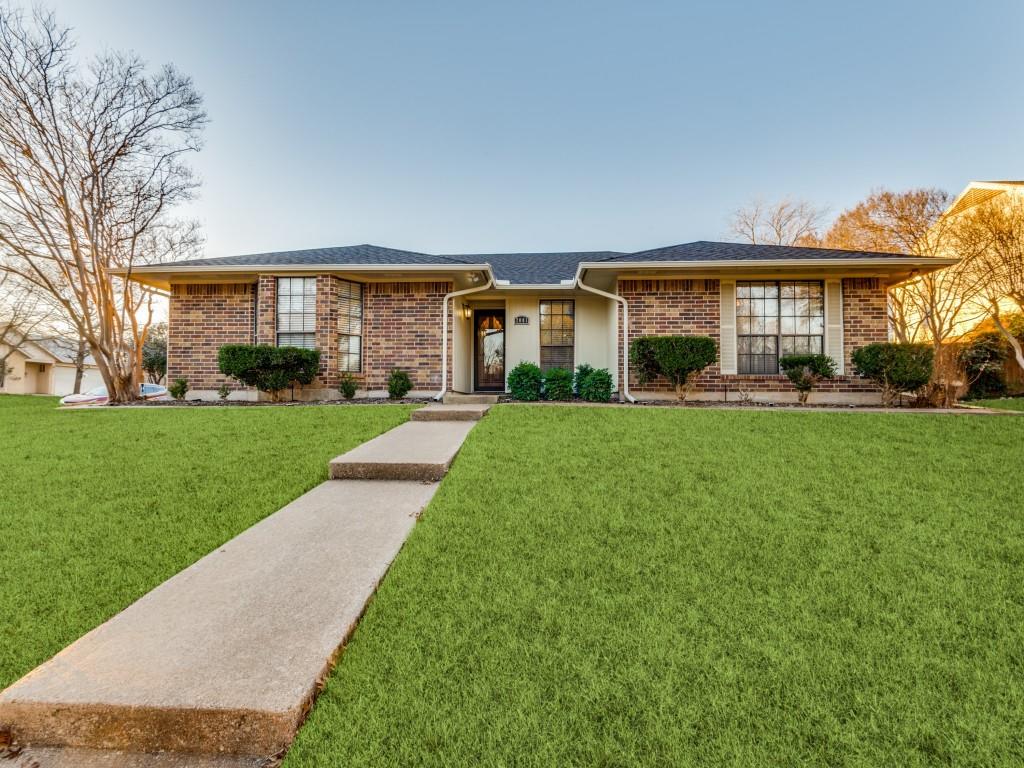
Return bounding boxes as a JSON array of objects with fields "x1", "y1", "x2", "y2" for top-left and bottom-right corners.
[{"x1": 474, "y1": 309, "x2": 505, "y2": 391}]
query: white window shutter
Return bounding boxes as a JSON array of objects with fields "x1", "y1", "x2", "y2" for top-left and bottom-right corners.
[
  {"x1": 719, "y1": 280, "x2": 737, "y2": 374},
  {"x1": 825, "y1": 279, "x2": 844, "y2": 374}
]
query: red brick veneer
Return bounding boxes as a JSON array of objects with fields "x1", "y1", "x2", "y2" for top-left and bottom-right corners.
[
  {"x1": 617, "y1": 277, "x2": 888, "y2": 399},
  {"x1": 167, "y1": 283, "x2": 256, "y2": 392}
]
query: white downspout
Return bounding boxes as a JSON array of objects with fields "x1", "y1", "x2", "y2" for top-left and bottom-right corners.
[
  {"x1": 575, "y1": 268, "x2": 636, "y2": 403},
  {"x1": 435, "y1": 271, "x2": 495, "y2": 401}
]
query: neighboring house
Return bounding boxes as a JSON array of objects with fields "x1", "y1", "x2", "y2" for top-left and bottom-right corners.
[
  {"x1": 0, "y1": 333, "x2": 103, "y2": 396},
  {"x1": 123, "y1": 241, "x2": 954, "y2": 404}
]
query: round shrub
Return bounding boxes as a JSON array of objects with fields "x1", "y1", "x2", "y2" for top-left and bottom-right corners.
[
  {"x1": 508, "y1": 361, "x2": 542, "y2": 401},
  {"x1": 543, "y1": 367, "x2": 574, "y2": 401},
  {"x1": 578, "y1": 366, "x2": 613, "y2": 402},
  {"x1": 387, "y1": 368, "x2": 412, "y2": 399},
  {"x1": 779, "y1": 354, "x2": 837, "y2": 404},
  {"x1": 218, "y1": 344, "x2": 320, "y2": 401},
  {"x1": 338, "y1": 372, "x2": 358, "y2": 400},
  {"x1": 851, "y1": 342, "x2": 933, "y2": 405},
  {"x1": 630, "y1": 335, "x2": 717, "y2": 400},
  {"x1": 168, "y1": 378, "x2": 189, "y2": 400}
]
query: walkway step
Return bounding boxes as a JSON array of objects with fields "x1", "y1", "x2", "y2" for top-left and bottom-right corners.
[
  {"x1": 0, "y1": 480, "x2": 438, "y2": 758},
  {"x1": 442, "y1": 393, "x2": 499, "y2": 405},
  {"x1": 329, "y1": 420, "x2": 476, "y2": 481},
  {"x1": 411, "y1": 403, "x2": 491, "y2": 421}
]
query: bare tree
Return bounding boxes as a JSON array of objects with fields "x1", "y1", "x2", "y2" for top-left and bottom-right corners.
[
  {"x1": 0, "y1": 8, "x2": 205, "y2": 402},
  {"x1": 729, "y1": 198, "x2": 828, "y2": 246},
  {"x1": 0, "y1": 272, "x2": 56, "y2": 386},
  {"x1": 953, "y1": 195, "x2": 1024, "y2": 371},
  {"x1": 823, "y1": 188, "x2": 986, "y2": 350}
]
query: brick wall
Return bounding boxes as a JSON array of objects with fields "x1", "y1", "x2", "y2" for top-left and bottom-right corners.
[
  {"x1": 618, "y1": 279, "x2": 720, "y2": 395},
  {"x1": 842, "y1": 278, "x2": 888, "y2": 371},
  {"x1": 618, "y1": 277, "x2": 888, "y2": 400},
  {"x1": 167, "y1": 283, "x2": 255, "y2": 391},
  {"x1": 362, "y1": 281, "x2": 452, "y2": 391}
]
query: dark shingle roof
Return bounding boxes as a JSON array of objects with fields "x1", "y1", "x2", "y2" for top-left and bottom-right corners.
[
  {"x1": 441, "y1": 251, "x2": 623, "y2": 284},
  {"x1": 152, "y1": 240, "x2": 926, "y2": 285},
  {"x1": 607, "y1": 241, "x2": 917, "y2": 263},
  {"x1": 163, "y1": 244, "x2": 470, "y2": 268}
]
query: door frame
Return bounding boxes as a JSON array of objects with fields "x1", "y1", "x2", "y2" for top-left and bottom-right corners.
[{"x1": 473, "y1": 308, "x2": 506, "y2": 392}]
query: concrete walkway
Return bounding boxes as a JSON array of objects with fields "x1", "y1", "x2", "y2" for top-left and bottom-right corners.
[{"x1": 0, "y1": 404, "x2": 488, "y2": 763}]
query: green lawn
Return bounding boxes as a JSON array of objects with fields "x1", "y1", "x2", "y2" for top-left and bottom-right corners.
[
  {"x1": 0, "y1": 395, "x2": 414, "y2": 690},
  {"x1": 971, "y1": 397, "x2": 1024, "y2": 412},
  {"x1": 286, "y1": 405, "x2": 1024, "y2": 767}
]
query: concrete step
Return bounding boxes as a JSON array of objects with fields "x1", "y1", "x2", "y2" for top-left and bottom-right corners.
[
  {"x1": 410, "y1": 404, "x2": 491, "y2": 422},
  {"x1": 0, "y1": 480, "x2": 438, "y2": 758},
  {"x1": 442, "y1": 393, "x2": 499, "y2": 405},
  {"x1": 329, "y1": 420, "x2": 476, "y2": 481}
]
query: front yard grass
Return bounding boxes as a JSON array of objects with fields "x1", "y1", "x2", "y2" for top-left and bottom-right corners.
[
  {"x1": 0, "y1": 395, "x2": 414, "y2": 690},
  {"x1": 286, "y1": 405, "x2": 1024, "y2": 767},
  {"x1": 970, "y1": 396, "x2": 1024, "y2": 412}
]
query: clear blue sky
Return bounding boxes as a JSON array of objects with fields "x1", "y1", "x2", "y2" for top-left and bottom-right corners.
[{"x1": 54, "y1": 0, "x2": 1024, "y2": 258}]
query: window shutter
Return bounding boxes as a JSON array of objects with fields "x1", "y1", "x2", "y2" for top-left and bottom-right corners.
[
  {"x1": 825, "y1": 279, "x2": 844, "y2": 374},
  {"x1": 719, "y1": 280, "x2": 737, "y2": 374}
]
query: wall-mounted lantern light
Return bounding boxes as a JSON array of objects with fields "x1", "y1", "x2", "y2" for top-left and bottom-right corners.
[{"x1": 462, "y1": 303, "x2": 472, "y2": 320}]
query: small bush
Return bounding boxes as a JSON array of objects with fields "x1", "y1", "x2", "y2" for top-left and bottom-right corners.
[
  {"x1": 218, "y1": 344, "x2": 320, "y2": 401},
  {"x1": 543, "y1": 367, "x2": 574, "y2": 401},
  {"x1": 578, "y1": 366, "x2": 613, "y2": 402},
  {"x1": 508, "y1": 361, "x2": 543, "y2": 401},
  {"x1": 630, "y1": 336, "x2": 717, "y2": 400},
  {"x1": 387, "y1": 368, "x2": 412, "y2": 399},
  {"x1": 574, "y1": 363, "x2": 594, "y2": 395},
  {"x1": 779, "y1": 354, "x2": 837, "y2": 405},
  {"x1": 851, "y1": 342, "x2": 934, "y2": 405},
  {"x1": 338, "y1": 372, "x2": 358, "y2": 400},
  {"x1": 217, "y1": 383, "x2": 231, "y2": 400},
  {"x1": 169, "y1": 378, "x2": 189, "y2": 400}
]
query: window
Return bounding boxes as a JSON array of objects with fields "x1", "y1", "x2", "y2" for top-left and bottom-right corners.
[
  {"x1": 737, "y1": 281, "x2": 824, "y2": 374},
  {"x1": 338, "y1": 280, "x2": 363, "y2": 373},
  {"x1": 276, "y1": 277, "x2": 317, "y2": 349},
  {"x1": 539, "y1": 300, "x2": 574, "y2": 371}
]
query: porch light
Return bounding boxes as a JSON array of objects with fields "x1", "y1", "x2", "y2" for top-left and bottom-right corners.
[{"x1": 462, "y1": 303, "x2": 472, "y2": 320}]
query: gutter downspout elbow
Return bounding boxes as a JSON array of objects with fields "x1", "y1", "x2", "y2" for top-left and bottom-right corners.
[
  {"x1": 435, "y1": 272, "x2": 495, "y2": 401},
  {"x1": 575, "y1": 270, "x2": 636, "y2": 403}
]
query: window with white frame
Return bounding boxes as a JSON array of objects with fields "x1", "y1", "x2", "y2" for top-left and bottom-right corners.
[
  {"x1": 338, "y1": 280, "x2": 363, "y2": 372},
  {"x1": 736, "y1": 281, "x2": 824, "y2": 374},
  {"x1": 276, "y1": 277, "x2": 317, "y2": 349},
  {"x1": 539, "y1": 299, "x2": 574, "y2": 371}
]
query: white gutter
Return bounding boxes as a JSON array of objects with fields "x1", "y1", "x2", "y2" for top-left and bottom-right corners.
[
  {"x1": 576, "y1": 257, "x2": 959, "y2": 270},
  {"x1": 435, "y1": 271, "x2": 495, "y2": 401},
  {"x1": 574, "y1": 267, "x2": 636, "y2": 403}
]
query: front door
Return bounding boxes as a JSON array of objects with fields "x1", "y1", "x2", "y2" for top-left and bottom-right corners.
[{"x1": 474, "y1": 309, "x2": 505, "y2": 391}]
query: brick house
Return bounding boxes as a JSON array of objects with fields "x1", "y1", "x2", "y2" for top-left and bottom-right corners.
[{"x1": 125, "y1": 241, "x2": 955, "y2": 404}]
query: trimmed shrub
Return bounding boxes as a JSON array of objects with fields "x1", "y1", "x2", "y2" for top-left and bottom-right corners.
[
  {"x1": 779, "y1": 354, "x2": 837, "y2": 405},
  {"x1": 630, "y1": 335, "x2": 717, "y2": 400},
  {"x1": 338, "y1": 372, "x2": 358, "y2": 400},
  {"x1": 578, "y1": 366, "x2": 613, "y2": 402},
  {"x1": 508, "y1": 361, "x2": 543, "y2": 401},
  {"x1": 218, "y1": 344, "x2": 320, "y2": 401},
  {"x1": 387, "y1": 369, "x2": 413, "y2": 399},
  {"x1": 574, "y1": 363, "x2": 594, "y2": 396},
  {"x1": 217, "y1": 383, "x2": 230, "y2": 400},
  {"x1": 851, "y1": 342, "x2": 933, "y2": 405},
  {"x1": 543, "y1": 367, "x2": 574, "y2": 401},
  {"x1": 169, "y1": 378, "x2": 189, "y2": 400}
]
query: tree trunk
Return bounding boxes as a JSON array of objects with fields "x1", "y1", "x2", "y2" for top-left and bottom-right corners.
[
  {"x1": 990, "y1": 310, "x2": 1024, "y2": 373},
  {"x1": 73, "y1": 339, "x2": 86, "y2": 393}
]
